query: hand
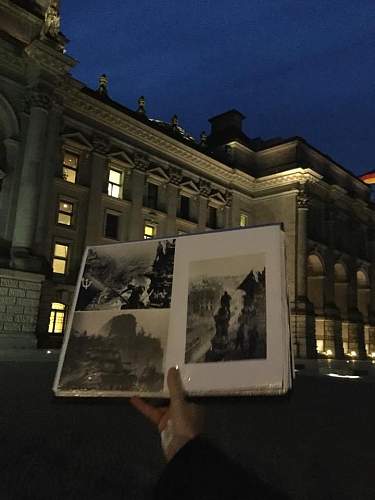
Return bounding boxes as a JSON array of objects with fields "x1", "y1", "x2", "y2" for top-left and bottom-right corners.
[{"x1": 130, "y1": 367, "x2": 204, "y2": 462}]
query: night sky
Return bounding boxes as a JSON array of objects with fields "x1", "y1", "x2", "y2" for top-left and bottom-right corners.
[{"x1": 61, "y1": 0, "x2": 375, "y2": 177}]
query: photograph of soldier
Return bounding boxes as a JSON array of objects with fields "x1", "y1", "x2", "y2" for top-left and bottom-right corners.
[
  {"x1": 75, "y1": 239, "x2": 176, "y2": 311},
  {"x1": 185, "y1": 254, "x2": 266, "y2": 363}
]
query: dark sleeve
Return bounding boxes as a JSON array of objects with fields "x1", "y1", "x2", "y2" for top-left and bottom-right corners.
[{"x1": 154, "y1": 436, "x2": 288, "y2": 500}]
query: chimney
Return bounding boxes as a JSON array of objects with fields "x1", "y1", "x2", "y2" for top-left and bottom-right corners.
[{"x1": 208, "y1": 109, "x2": 245, "y2": 136}]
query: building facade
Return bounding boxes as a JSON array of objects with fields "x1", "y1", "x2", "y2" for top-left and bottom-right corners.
[{"x1": 0, "y1": 0, "x2": 375, "y2": 359}]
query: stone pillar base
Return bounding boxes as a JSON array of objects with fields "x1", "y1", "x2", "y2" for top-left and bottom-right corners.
[
  {"x1": 320, "y1": 318, "x2": 344, "y2": 358},
  {"x1": 291, "y1": 311, "x2": 317, "y2": 358},
  {"x1": 365, "y1": 325, "x2": 375, "y2": 357},
  {"x1": 345, "y1": 321, "x2": 367, "y2": 359}
]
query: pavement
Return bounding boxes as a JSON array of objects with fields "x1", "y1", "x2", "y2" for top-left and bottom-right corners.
[{"x1": 0, "y1": 355, "x2": 374, "y2": 500}]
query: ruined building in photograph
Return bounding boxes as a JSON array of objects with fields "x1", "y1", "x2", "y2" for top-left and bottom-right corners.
[{"x1": 0, "y1": 0, "x2": 374, "y2": 359}]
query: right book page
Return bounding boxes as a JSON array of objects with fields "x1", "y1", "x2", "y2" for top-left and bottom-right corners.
[{"x1": 164, "y1": 224, "x2": 287, "y2": 396}]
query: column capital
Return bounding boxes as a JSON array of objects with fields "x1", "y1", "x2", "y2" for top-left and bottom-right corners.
[
  {"x1": 133, "y1": 153, "x2": 149, "y2": 173},
  {"x1": 297, "y1": 190, "x2": 309, "y2": 210},
  {"x1": 92, "y1": 134, "x2": 110, "y2": 155},
  {"x1": 198, "y1": 178, "x2": 211, "y2": 198}
]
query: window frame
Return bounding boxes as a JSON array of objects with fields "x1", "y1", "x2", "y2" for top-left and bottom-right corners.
[
  {"x1": 146, "y1": 181, "x2": 159, "y2": 209},
  {"x1": 107, "y1": 166, "x2": 124, "y2": 199},
  {"x1": 62, "y1": 149, "x2": 79, "y2": 184},
  {"x1": 239, "y1": 212, "x2": 249, "y2": 227},
  {"x1": 57, "y1": 198, "x2": 75, "y2": 227},
  {"x1": 104, "y1": 210, "x2": 120, "y2": 240},
  {"x1": 144, "y1": 223, "x2": 157, "y2": 239},
  {"x1": 179, "y1": 194, "x2": 190, "y2": 220},
  {"x1": 52, "y1": 241, "x2": 70, "y2": 275},
  {"x1": 48, "y1": 302, "x2": 66, "y2": 334}
]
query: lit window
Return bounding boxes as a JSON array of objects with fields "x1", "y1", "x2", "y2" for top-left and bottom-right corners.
[
  {"x1": 48, "y1": 302, "x2": 66, "y2": 334},
  {"x1": 62, "y1": 151, "x2": 79, "y2": 183},
  {"x1": 316, "y1": 339, "x2": 324, "y2": 353},
  {"x1": 53, "y1": 243, "x2": 69, "y2": 274},
  {"x1": 58, "y1": 200, "x2": 73, "y2": 226},
  {"x1": 144, "y1": 224, "x2": 156, "y2": 239},
  {"x1": 240, "y1": 213, "x2": 248, "y2": 227},
  {"x1": 108, "y1": 168, "x2": 123, "y2": 198},
  {"x1": 104, "y1": 212, "x2": 119, "y2": 239}
]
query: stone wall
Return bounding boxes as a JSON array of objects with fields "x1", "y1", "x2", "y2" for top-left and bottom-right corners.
[{"x1": 0, "y1": 268, "x2": 44, "y2": 347}]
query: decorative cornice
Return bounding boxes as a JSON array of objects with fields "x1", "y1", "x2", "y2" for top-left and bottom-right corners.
[
  {"x1": 0, "y1": 45, "x2": 25, "y2": 75},
  {"x1": 92, "y1": 134, "x2": 110, "y2": 154},
  {"x1": 24, "y1": 40, "x2": 77, "y2": 76},
  {"x1": 198, "y1": 179, "x2": 211, "y2": 197},
  {"x1": 133, "y1": 153, "x2": 149, "y2": 172},
  {"x1": 168, "y1": 166, "x2": 182, "y2": 186}
]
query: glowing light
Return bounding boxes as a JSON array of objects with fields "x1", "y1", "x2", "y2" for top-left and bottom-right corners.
[
  {"x1": 327, "y1": 373, "x2": 361, "y2": 379},
  {"x1": 46, "y1": 350, "x2": 51, "y2": 354},
  {"x1": 371, "y1": 352, "x2": 375, "y2": 358},
  {"x1": 326, "y1": 349, "x2": 333, "y2": 356},
  {"x1": 350, "y1": 351, "x2": 358, "y2": 357}
]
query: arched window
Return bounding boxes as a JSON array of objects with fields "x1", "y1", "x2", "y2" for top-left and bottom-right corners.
[{"x1": 48, "y1": 303, "x2": 66, "y2": 334}]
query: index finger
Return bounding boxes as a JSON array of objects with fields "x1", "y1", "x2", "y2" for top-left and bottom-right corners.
[
  {"x1": 130, "y1": 396, "x2": 164, "y2": 427},
  {"x1": 167, "y1": 367, "x2": 185, "y2": 405}
]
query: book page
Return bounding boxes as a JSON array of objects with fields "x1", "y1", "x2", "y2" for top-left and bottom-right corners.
[{"x1": 165, "y1": 225, "x2": 286, "y2": 395}]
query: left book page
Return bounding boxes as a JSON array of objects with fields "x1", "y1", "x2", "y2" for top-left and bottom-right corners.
[{"x1": 53, "y1": 237, "x2": 177, "y2": 398}]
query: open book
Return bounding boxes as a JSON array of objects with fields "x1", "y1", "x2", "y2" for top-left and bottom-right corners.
[{"x1": 53, "y1": 224, "x2": 293, "y2": 397}]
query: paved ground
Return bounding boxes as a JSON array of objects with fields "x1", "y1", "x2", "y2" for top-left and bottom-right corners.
[{"x1": 0, "y1": 360, "x2": 374, "y2": 500}]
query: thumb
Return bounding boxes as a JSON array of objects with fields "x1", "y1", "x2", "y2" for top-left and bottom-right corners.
[{"x1": 167, "y1": 366, "x2": 185, "y2": 406}]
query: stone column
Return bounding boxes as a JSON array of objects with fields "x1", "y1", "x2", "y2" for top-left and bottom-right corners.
[
  {"x1": 293, "y1": 188, "x2": 316, "y2": 358},
  {"x1": 224, "y1": 191, "x2": 232, "y2": 228},
  {"x1": 128, "y1": 155, "x2": 148, "y2": 241},
  {"x1": 11, "y1": 91, "x2": 50, "y2": 270},
  {"x1": 34, "y1": 98, "x2": 64, "y2": 258},
  {"x1": 166, "y1": 167, "x2": 182, "y2": 236},
  {"x1": 367, "y1": 230, "x2": 375, "y2": 355},
  {"x1": 197, "y1": 179, "x2": 211, "y2": 231},
  {"x1": 323, "y1": 211, "x2": 344, "y2": 358},
  {"x1": 84, "y1": 139, "x2": 109, "y2": 246},
  {"x1": 347, "y1": 260, "x2": 367, "y2": 358},
  {"x1": 0, "y1": 137, "x2": 21, "y2": 243}
]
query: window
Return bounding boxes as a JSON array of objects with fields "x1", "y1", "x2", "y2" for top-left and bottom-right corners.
[
  {"x1": 180, "y1": 195, "x2": 190, "y2": 219},
  {"x1": 146, "y1": 182, "x2": 158, "y2": 209},
  {"x1": 57, "y1": 200, "x2": 73, "y2": 226},
  {"x1": 144, "y1": 224, "x2": 156, "y2": 239},
  {"x1": 62, "y1": 151, "x2": 79, "y2": 183},
  {"x1": 53, "y1": 243, "x2": 69, "y2": 274},
  {"x1": 108, "y1": 168, "x2": 123, "y2": 198},
  {"x1": 207, "y1": 206, "x2": 217, "y2": 229},
  {"x1": 240, "y1": 213, "x2": 248, "y2": 227},
  {"x1": 48, "y1": 302, "x2": 66, "y2": 334},
  {"x1": 104, "y1": 213, "x2": 119, "y2": 239}
]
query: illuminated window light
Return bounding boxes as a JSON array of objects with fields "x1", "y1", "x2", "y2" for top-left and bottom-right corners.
[
  {"x1": 349, "y1": 351, "x2": 358, "y2": 357},
  {"x1": 371, "y1": 352, "x2": 375, "y2": 358}
]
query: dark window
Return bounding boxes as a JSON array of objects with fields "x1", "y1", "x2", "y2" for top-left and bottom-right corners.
[
  {"x1": 180, "y1": 195, "x2": 190, "y2": 219},
  {"x1": 208, "y1": 206, "x2": 217, "y2": 228},
  {"x1": 105, "y1": 213, "x2": 119, "y2": 239},
  {"x1": 147, "y1": 183, "x2": 158, "y2": 209}
]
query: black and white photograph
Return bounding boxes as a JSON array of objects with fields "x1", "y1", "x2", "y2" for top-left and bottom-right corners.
[
  {"x1": 58, "y1": 309, "x2": 169, "y2": 393},
  {"x1": 76, "y1": 239, "x2": 176, "y2": 311},
  {"x1": 185, "y1": 253, "x2": 267, "y2": 363}
]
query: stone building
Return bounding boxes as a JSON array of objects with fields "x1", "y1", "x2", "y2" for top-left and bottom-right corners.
[{"x1": 0, "y1": 0, "x2": 374, "y2": 359}]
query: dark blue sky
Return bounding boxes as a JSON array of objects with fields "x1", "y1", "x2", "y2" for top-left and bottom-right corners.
[{"x1": 61, "y1": 0, "x2": 375, "y2": 176}]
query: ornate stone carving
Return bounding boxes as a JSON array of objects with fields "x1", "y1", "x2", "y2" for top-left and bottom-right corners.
[
  {"x1": 92, "y1": 134, "x2": 110, "y2": 154},
  {"x1": 297, "y1": 189, "x2": 309, "y2": 209},
  {"x1": 98, "y1": 74, "x2": 108, "y2": 96},
  {"x1": 168, "y1": 166, "x2": 182, "y2": 186},
  {"x1": 200, "y1": 131, "x2": 207, "y2": 146},
  {"x1": 225, "y1": 190, "x2": 233, "y2": 207},
  {"x1": 133, "y1": 153, "x2": 149, "y2": 172},
  {"x1": 29, "y1": 92, "x2": 52, "y2": 111},
  {"x1": 137, "y1": 96, "x2": 146, "y2": 114},
  {"x1": 199, "y1": 179, "x2": 211, "y2": 197},
  {"x1": 41, "y1": 1, "x2": 61, "y2": 40}
]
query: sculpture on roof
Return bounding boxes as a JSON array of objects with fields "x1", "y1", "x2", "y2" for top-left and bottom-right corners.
[{"x1": 41, "y1": 0, "x2": 60, "y2": 40}]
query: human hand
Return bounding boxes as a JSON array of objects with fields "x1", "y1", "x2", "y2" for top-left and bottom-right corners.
[{"x1": 130, "y1": 367, "x2": 204, "y2": 462}]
